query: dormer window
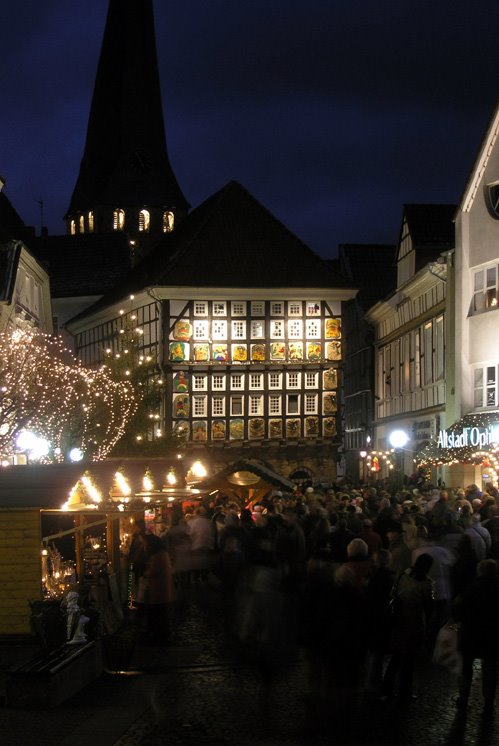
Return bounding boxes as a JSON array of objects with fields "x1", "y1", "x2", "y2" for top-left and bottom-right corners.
[
  {"x1": 139, "y1": 209, "x2": 150, "y2": 232},
  {"x1": 113, "y1": 209, "x2": 125, "y2": 231},
  {"x1": 473, "y1": 264, "x2": 499, "y2": 313},
  {"x1": 163, "y1": 211, "x2": 174, "y2": 232},
  {"x1": 88, "y1": 211, "x2": 94, "y2": 232}
]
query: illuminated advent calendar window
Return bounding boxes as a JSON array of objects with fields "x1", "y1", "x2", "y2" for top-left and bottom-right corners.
[
  {"x1": 231, "y1": 302, "x2": 246, "y2": 316},
  {"x1": 213, "y1": 302, "x2": 226, "y2": 316}
]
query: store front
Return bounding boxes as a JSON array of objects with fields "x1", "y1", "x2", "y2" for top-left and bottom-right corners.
[{"x1": 416, "y1": 412, "x2": 499, "y2": 489}]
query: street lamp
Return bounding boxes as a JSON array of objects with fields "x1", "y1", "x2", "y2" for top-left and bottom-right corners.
[{"x1": 388, "y1": 429, "x2": 409, "y2": 488}]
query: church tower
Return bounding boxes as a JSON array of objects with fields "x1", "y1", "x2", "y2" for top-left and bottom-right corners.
[{"x1": 65, "y1": 0, "x2": 189, "y2": 259}]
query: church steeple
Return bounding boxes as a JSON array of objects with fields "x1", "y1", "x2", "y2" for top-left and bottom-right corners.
[{"x1": 65, "y1": 0, "x2": 188, "y2": 257}]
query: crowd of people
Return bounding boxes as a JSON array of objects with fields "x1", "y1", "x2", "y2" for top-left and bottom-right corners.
[{"x1": 127, "y1": 479, "x2": 499, "y2": 718}]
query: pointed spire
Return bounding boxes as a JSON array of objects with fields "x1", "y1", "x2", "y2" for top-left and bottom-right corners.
[{"x1": 65, "y1": 0, "x2": 188, "y2": 255}]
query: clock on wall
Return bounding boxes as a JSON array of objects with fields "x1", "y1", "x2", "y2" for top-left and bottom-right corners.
[
  {"x1": 129, "y1": 149, "x2": 152, "y2": 173},
  {"x1": 486, "y1": 181, "x2": 499, "y2": 218}
]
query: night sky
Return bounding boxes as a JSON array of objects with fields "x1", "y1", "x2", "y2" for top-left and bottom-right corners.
[{"x1": 1, "y1": 1, "x2": 498, "y2": 259}]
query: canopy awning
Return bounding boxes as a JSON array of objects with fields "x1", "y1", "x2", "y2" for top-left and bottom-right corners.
[{"x1": 416, "y1": 411, "x2": 499, "y2": 467}]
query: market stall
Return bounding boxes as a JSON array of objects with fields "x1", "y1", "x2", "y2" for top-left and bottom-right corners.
[{"x1": 0, "y1": 460, "x2": 207, "y2": 637}]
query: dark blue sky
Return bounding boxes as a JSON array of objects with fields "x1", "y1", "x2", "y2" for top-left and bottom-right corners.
[{"x1": 1, "y1": 1, "x2": 498, "y2": 258}]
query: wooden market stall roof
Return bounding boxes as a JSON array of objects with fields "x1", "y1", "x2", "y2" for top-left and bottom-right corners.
[
  {"x1": 0, "y1": 459, "x2": 181, "y2": 509},
  {"x1": 197, "y1": 459, "x2": 295, "y2": 503}
]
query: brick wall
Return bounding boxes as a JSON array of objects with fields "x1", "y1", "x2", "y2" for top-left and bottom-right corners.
[{"x1": 0, "y1": 510, "x2": 42, "y2": 635}]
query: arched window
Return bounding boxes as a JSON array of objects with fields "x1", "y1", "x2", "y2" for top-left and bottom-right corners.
[
  {"x1": 79, "y1": 215, "x2": 85, "y2": 233},
  {"x1": 70, "y1": 220, "x2": 76, "y2": 235},
  {"x1": 139, "y1": 209, "x2": 150, "y2": 232},
  {"x1": 113, "y1": 209, "x2": 125, "y2": 230},
  {"x1": 88, "y1": 211, "x2": 94, "y2": 232},
  {"x1": 163, "y1": 210, "x2": 174, "y2": 233}
]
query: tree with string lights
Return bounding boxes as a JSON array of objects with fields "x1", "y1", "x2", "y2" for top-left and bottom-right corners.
[
  {"x1": 101, "y1": 306, "x2": 180, "y2": 456},
  {"x1": 0, "y1": 329, "x2": 138, "y2": 462}
]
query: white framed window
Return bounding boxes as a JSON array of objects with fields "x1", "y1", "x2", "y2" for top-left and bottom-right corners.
[
  {"x1": 212, "y1": 396, "x2": 225, "y2": 417},
  {"x1": 305, "y1": 372, "x2": 319, "y2": 388},
  {"x1": 474, "y1": 366, "x2": 498, "y2": 408},
  {"x1": 270, "y1": 302, "x2": 284, "y2": 316},
  {"x1": 304, "y1": 394, "x2": 318, "y2": 414},
  {"x1": 287, "y1": 394, "x2": 300, "y2": 414},
  {"x1": 268, "y1": 372, "x2": 282, "y2": 389},
  {"x1": 163, "y1": 210, "x2": 174, "y2": 233},
  {"x1": 410, "y1": 330, "x2": 421, "y2": 390},
  {"x1": 113, "y1": 209, "x2": 125, "y2": 230},
  {"x1": 288, "y1": 301, "x2": 302, "y2": 316},
  {"x1": 139, "y1": 209, "x2": 150, "y2": 232},
  {"x1": 194, "y1": 301, "x2": 208, "y2": 316},
  {"x1": 269, "y1": 395, "x2": 281, "y2": 415},
  {"x1": 192, "y1": 396, "x2": 207, "y2": 417},
  {"x1": 473, "y1": 265, "x2": 499, "y2": 312},
  {"x1": 435, "y1": 315, "x2": 444, "y2": 381},
  {"x1": 231, "y1": 373, "x2": 244, "y2": 390},
  {"x1": 231, "y1": 301, "x2": 246, "y2": 316},
  {"x1": 213, "y1": 301, "x2": 227, "y2": 316},
  {"x1": 251, "y1": 301, "x2": 265, "y2": 316},
  {"x1": 231, "y1": 320, "x2": 246, "y2": 339},
  {"x1": 230, "y1": 395, "x2": 244, "y2": 416},
  {"x1": 193, "y1": 374, "x2": 207, "y2": 391},
  {"x1": 193, "y1": 320, "x2": 208, "y2": 340},
  {"x1": 251, "y1": 320, "x2": 264, "y2": 339},
  {"x1": 306, "y1": 319, "x2": 321, "y2": 339},
  {"x1": 288, "y1": 319, "x2": 303, "y2": 338},
  {"x1": 270, "y1": 320, "x2": 284, "y2": 339},
  {"x1": 249, "y1": 373, "x2": 263, "y2": 389},
  {"x1": 249, "y1": 395, "x2": 264, "y2": 415},
  {"x1": 212, "y1": 374, "x2": 226, "y2": 391},
  {"x1": 306, "y1": 301, "x2": 321, "y2": 316},
  {"x1": 423, "y1": 322, "x2": 433, "y2": 385},
  {"x1": 212, "y1": 320, "x2": 227, "y2": 340},
  {"x1": 287, "y1": 372, "x2": 301, "y2": 388}
]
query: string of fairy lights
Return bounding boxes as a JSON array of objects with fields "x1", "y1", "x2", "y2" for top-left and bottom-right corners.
[
  {"x1": 416, "y1": 411, "x2": 499, "y2": 474},
  {"x1": 0, "y1": 328, "x2": 138, "y2": 462}
]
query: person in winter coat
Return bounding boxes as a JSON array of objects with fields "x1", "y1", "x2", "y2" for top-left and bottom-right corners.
[
  {"x1": 142, "y1": 534, "x2": 175, "y2": 644},
  {"x1": 381, "y1": 553, "x2": 434, "y2": 700},
  {"x1": 454, "y1": 559, "x2": 499, "y2": 717}
]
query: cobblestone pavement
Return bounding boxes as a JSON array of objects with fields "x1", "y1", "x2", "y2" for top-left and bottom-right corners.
[{"x1": 1, "y1": 579, "x2": 499, "y2": 746}]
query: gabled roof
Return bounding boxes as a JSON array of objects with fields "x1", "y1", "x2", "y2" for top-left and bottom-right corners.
[
  {"x1": 338, "y1": 243, "x2": 397, "y2": 310},
  {"x1": 399, "y1": 204, "x2": 456, "y2": 273},
  {"x1": 30, "y1": 233, "x2": 133, "y2": 298},
  {"x1": 198, "y1": 459, "x2": 296, "y2": 492},
  {"x1": 67, "y1": 180, "x2": 356, "y2": 323},
  {"x1": 0, "y1": 190, "x2": 31, "y2": 244},
  {"x1": 402, "y1": 204, "x2": 456, "y2": 248},
  {"x1": 66, "y1": 0, "x2": 188, "y2": 217},
  {"x1": 0, "y1": 242, "x2": 21, "y2": 303},
  {"x1": 460, "y1": 99, "x2": 499, "y2": 214}
]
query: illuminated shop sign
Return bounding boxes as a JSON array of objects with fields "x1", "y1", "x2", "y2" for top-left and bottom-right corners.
[{"x1": 437, "y1": 425, "x2": 499, "y2": 449}]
